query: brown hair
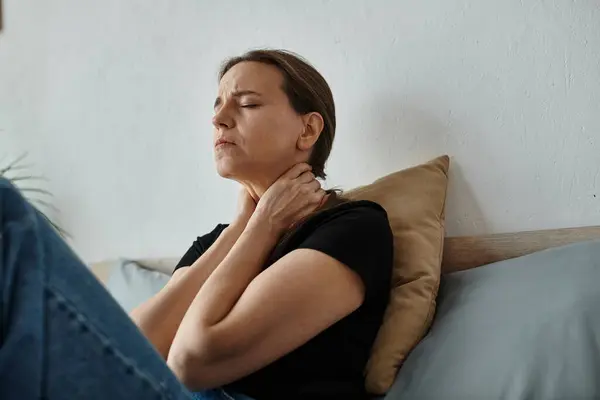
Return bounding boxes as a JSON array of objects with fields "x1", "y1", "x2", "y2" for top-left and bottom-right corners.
[{"x1": 218, "y1": 49, "x2": 336, "y2": 179}]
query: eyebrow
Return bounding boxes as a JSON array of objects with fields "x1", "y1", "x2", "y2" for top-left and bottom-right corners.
[{"x1": 214, "y1": 90, "x2": 261, "y2": 109}]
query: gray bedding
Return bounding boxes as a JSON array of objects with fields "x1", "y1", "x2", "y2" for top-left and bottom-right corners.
[{"x1": 385, "y1": 240, "x2": 600, "y2": 400}]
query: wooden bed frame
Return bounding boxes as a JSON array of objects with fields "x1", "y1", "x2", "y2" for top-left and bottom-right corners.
[{"x1": 442, "y1": 225, "x2": 600, "y2": 274}]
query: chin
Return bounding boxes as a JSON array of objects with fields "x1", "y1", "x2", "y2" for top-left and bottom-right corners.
[
  {"x1": 215, "y1": 160, "x2": 241, "y2": 180},
  {"x1": 215, "y1": 165, "x2": 233, "y2": 179}
]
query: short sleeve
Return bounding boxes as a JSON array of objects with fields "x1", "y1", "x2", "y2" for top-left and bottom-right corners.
[
  {"x1": 174, "y1": 224, "x2": 228, "y2": 272},
  {"x1": 297, "y1": 205, "x2": 393, "y2": 301}
]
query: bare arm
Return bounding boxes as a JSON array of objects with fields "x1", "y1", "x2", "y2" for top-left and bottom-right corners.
[
  {"x1": 167, "y1": 223, "x2": 364, "y2": 389},
  {"x1": 167, "y1": 163, "x2": 365, "y2": 389},
  {"x1": 130, "y1": 221, "x2": 246, "y2": 358}
]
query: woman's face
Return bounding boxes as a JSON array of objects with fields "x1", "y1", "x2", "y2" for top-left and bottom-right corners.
[{"x1": 212, "y1": 61, "x2": 305, "y2": 187}]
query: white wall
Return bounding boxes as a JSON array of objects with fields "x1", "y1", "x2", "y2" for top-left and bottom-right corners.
[{"x1": 1, "y1": 0, "x2": 599, "y2": 263}]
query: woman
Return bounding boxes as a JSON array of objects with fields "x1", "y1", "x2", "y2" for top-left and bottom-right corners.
[{"x1": 0, "y1": 50, "x2": 393, "y2": 400}]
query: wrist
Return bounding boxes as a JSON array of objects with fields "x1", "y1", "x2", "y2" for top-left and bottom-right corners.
[
  {"x1": 231, "y1": 211, "x2": 254, "y2": 231},
  {"x1": 230, "y1": 217, "x2": 248, "y2": 232},
  {"x1": 246, "y1": 214, "x2": 283, "y2": 241}
]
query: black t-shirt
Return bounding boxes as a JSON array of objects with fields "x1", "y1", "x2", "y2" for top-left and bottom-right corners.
[{"x1": 174, "y1": 199, "x2": 393, "y2": 400}]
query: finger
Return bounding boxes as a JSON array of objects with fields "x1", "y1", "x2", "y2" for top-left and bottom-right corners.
[
  {"x1": 315, "y1": 188, "x2": 327, "y2": 203},
  {"x1": 296, "y1": 190, "x2": 327, "y2": 219},
  {"x1": 282, "y1": 163, "x2": 312, "y2": 180},
  {"x1": 303, "y1": 188, "x2": 326, "y2": 206},
  {"x1": 303, "y1": 179, "x2": 321, "y2": 193},
  {"x1": 296, "y1": 170, "x2": 315, "y2": 184}
]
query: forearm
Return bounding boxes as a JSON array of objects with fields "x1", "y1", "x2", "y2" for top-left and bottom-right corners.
[
  {"x1": 184, "y1": 221, "x2": 279, "y2": 327},
  {"x1": 169, "y1": 220, "x2": 279, "y2": 366},
  {"x1": 130, "y1": 222, "x2": 245, "y2": 357}
]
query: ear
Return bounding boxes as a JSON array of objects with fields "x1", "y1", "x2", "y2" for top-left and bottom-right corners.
[{"x1": 297, "y1": 112, "x2": 324, "y2": 151}]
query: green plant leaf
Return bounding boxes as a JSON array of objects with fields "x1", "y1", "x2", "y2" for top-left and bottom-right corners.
[
  {"x1": 30, "y1": 198, "x2": 60, "y2": 213},
  {"x1": 39, "y1": 211, "x2": 70, "y2": 238},
  {"x1": 6, "y1": 175, "x2": 48, "y2": 183},
  {"x1": 1, "y1": 153, "x2": 68, "y2": 238},
  {"x1": 0, "y1": 153, "x2": 28, "y2": 175},
  {"x1": 0, "y1": 164, "x2": 33, "y2": 176},
  {"x1": 17, "y1": 187, "x2": 54, "y2": 197}
]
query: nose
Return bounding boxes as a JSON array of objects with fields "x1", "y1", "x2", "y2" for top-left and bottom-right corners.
[{"x1": 212, "y1": 105, "x2": 234, "y2": 130}]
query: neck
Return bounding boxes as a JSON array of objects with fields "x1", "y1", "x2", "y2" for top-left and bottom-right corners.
[
  {"x1": 241, "y1": 180, "x2": 334, "y2": 212},
  {"x1": 241, "y1": 179, "x2": 272, "y2": 202}
]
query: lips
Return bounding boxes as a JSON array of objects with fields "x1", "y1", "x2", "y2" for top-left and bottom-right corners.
[{"x1": 215, "y1": 138, "x2": 235, "y2": 148}]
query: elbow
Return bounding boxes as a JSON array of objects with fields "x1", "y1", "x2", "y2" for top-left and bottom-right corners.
[
  {"x1": 167, "y1": 344, "x2": 214, "y2": 390},
  {"x1": 167, "y1": 347, "x2": 205, "y2": 390},
  {"x1": 167, "y1": 331, "x2": 229, "y2": 390}
]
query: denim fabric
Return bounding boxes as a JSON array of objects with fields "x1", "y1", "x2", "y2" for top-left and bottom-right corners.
[
  {"x1": 192, "y1": 389, "x2": 255, "y2": 400},
  {"x1": 0, "y1": 178, "x2": 252, "y2": 400}
]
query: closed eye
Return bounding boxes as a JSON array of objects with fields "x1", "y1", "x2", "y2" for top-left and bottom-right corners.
[{"x1": 241, "y1": 104, "x2": 260, "y2": 109}]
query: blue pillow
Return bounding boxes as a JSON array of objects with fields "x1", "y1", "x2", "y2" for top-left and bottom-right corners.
[
  {"x1": 385, "y1": 240, "x2": 600, "y2": 400},
  {"x1": 106, "y1": 259, "x2": 170, "y2": 313}
]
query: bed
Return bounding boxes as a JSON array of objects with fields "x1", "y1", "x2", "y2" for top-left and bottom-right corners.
[{"x1": 90, "y1": 224, "x2": 600, "y2": 399}]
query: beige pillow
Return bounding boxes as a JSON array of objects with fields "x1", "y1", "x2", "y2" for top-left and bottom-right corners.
[{"x1": 345, "y1": 155, "x2": 450, "y2": 394}]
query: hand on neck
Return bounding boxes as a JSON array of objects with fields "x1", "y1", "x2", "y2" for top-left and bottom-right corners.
[
  {"x1": 241, "y1": 181, "x2": 331, "y2": 210},
  {"x1": 244, "y1": 183, "x2": 263, "y2": 203},
  {"x1": 239, "y1": 160, "x2": 326, "y2": 205}
]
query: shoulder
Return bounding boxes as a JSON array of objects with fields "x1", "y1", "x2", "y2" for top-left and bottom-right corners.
[
  {"x1": 293, "y1": 200, "x2": 393, "y2": 299},
  {"x1": 203, "y1": 223, "x2": 229, "y2": 242},
  {"x1": 334, "y1": 200, "x2": 389, "y2": 222},
  {"x1": 191, "y1": 223, "x2": 230, "y2": 250},
  {"x1": 296, "y1": 199, "x2": 393, "y2": 263},
  {"x1": 311, "y1": 200, "x2": 392, "y2": 240},
  {"x1": 313, "y1": 200, "x2": 394, "y2": 264},
  {"x1": 174, "y1": 223, "x2": 229, "y2": 270}
]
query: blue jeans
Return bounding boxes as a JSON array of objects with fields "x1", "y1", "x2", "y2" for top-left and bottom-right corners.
[{"x1": 0, "y1": 178, "x2": 253, "y2": 400}]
